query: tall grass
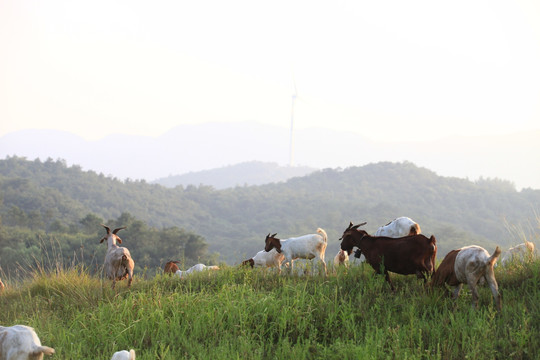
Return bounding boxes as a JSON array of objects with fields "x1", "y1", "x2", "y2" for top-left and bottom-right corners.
[{"x1": 1, "y1": 255, "x2": 539, "y2": 360}]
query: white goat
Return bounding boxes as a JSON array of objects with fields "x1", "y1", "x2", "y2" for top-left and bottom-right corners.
[
  {"x1": 264, "y1": 228, "x2": 328, "y2": 275},
  {"x1": 242, "y1": 249, "x2": 286, "y2": 273},
  {"x1": 500, "y1": 240, "x2": 535, "y2": 266},
  {"x1": 333, "y1": 249, "x2": 349, "y2": 270},
  {"x1": 432, "y1": 245, "x2": 502, "y2": 310},
  {"x1": 175, "y1": 264, "x2": 219, "y2": 278},
  {"x1": 375, "y1": 217, "x2": 421, "y2": 237},
  {"x1": 111, "y1": 349, "x2": 136, "y2": 360},
  {"x1": 0, "y1": 325, "x2": 55, "y2": 360},
  {"x1": 99, "y1": 225, "x2": 135, "y2": 289}
]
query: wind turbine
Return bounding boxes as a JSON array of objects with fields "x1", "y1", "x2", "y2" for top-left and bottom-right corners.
[{"x1": 289, "y1": 76, "x2": 298, "y2": 167}]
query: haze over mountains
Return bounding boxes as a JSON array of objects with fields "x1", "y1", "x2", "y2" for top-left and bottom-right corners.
[{"x1": 0, "y1": 122, "x2": 538, "y2": 189}]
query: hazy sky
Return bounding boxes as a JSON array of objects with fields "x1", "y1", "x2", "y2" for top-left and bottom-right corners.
[{"x1": 1, "y1": 0, "x2": 539, "y2": 142}]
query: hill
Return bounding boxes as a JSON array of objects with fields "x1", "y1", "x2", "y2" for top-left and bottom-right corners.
[
  {"x1": 152, "y1": 161, "x2": 316, "y2": 189},
  {"x1": 0, "y1": 156, "x2": 538, "y2": 263}
]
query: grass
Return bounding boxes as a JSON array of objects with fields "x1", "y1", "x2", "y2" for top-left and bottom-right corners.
[{"x1": 0, "y1": 258, "x2": 539, "y2": 359}]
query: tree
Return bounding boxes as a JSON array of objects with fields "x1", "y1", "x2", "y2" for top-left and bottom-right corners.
[{"x1": 79, "y1": 213, "x2": 103, "y2": 234}]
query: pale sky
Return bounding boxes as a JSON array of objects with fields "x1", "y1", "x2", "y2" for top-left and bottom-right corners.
[{"x1": 1, "y1": 0, "x2": 539, "y2": 142}]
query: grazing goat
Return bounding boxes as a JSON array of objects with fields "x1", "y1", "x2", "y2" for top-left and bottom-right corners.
[
  {"x1": 432, "y1": 245, "x2": 502, "y2": 310},
  {"x1": 333, "y1": 249, "x2": 349, "y2": 270},
  {"x1": 500, "y1": 240, "x2": 535, "y2": 266},
  {"x1": 99, "y1": 225, "x2": 135, "y2": 289},
  {"x1": 175, "y1": 264, "x2": 220, "y2": 278},
  {"x1": 242, "y1": 249, "x2": 286, "y2": 273},
  {"x1": 111, "y1": 349, "x2": 136, "y2": 360},
  {"x1": 264, "y1": 228, "x2": 328, "y2": 275},
  {"x1": 163, "y1": 261, "x2": 180, "y2": 275},
  {"x1": 0, "y1": 325, "x2": 55, "y2": 360},
  {"x1": 375, "y1": 217, "x2": 421, "y2": 237},
  {"x1": 340, "y1": 222, "x2": 437, "y2": 291}
]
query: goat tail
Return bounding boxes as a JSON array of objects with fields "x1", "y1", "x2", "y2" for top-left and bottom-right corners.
[
  {"x1": 487, "y1": 246, "x2": 502, "y2": 267},
  {"x1": 317, "y1": 228, "x2": 328, "y2": 243},
  {"x1": 129, "y1": 349, "x2": 136, "y2": 360},
  {"x1": 33, "y1": 346, "x2": 55, "y2": 356},
  {"x1": 121, "y1": 254, "x2": 135, "y2": 272},
  {"x1": 122, "y1": 254, "x2": 133, "y2": 265}
]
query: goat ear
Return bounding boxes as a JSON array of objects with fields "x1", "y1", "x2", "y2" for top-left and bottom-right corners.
[
  {"x1": 116, "y1": 236, "x2": 122, "y2": 244},
  {"x1": 266, "y1": 233, "x2": 270, "y2": 238},
  {"x1": 99, "y1": 237, "x2": 107, "y2": 243},
  {"x1": 271, "y1": 233, "x2": 277, "y2": 238},
  {"x1": 358, "y1": 221, "x2": 367, "y2": 227}
]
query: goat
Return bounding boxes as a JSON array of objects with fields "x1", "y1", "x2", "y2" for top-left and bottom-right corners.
[
  {"x1": 264, "y1": 228, "x2": 328, "y2": 275},
  {"x1": 163, "y1": 261, "x2": 180, "y2": 275},
  {"x1": 340, "y1": 222, "x2": 437, "y2": 291},
  {"x1": 242, "y1": 249, "x2": 286, "y2": 273},
  {"x1": 111, "y1": 349, "x2": 136, "y2": 360},
  {"x1": 431, "y1": 245, "x2": 502, "y2": 310},
  {"x1": 99, "y1": 225, "x2": 135, "y2": 289},
  {"x1": 333, "y1": 249, "x2": 349, "y2": 270},
  {"x1": 500, "y1": 240, "x2": 535, "y2": 266},
  {"x1": 375, "y1": 217, "x2": 421, "y2": 237},
  {"x1": 175, "y1": 263, "x2": 220, "y2": 278},
  {"x1": 0, "y1": 325, "x2": 55, "y2": 360}
]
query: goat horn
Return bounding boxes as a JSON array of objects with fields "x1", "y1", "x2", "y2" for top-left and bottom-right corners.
[
  {"x1": 113, "y1": 227, "x2": 126, "y2": 234},
  {"x1": 101, "y1": 224, "x2": 111, "y2": 234}
]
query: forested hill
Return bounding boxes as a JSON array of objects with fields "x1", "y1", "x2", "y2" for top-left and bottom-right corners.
[{"x1": 1, "y1": 156, "x2": 538, "y2": 264}]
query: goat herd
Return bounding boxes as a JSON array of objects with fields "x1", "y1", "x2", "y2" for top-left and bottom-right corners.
[{"x1": 0, "y1": 218, "x2": 536, "y2": 360}]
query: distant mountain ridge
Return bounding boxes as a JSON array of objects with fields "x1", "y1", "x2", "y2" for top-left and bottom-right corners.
[
  {"x1": 152, "y1": 161, "x2": 316, "y2": 189},
  {"x1": 0, "y1": 122, "x2": 538, "y2": 189}
]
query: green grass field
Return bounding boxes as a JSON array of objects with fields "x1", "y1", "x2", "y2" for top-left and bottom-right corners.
[{"x1": 1, "y1": 258, "x2": 539, "y2": 360}]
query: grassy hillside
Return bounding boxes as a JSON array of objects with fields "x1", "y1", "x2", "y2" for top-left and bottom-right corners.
[{"x1": 0, "y1": 257, "x2": 538, "y2": 359}]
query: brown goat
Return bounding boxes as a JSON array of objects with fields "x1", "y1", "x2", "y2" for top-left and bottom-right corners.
[
  {"x1": 164, "y1": 261, "x2": 181, "y2": 275},
  {"x1": 340, "y1": 222, "x2": 437, "y2": 291}
]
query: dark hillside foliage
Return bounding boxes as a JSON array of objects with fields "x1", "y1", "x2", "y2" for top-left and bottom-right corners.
[
  {"x1": 0, "y1": 211, "x2": 214, "y2": 279},
  {"x1": 0, "y1": 156, "x2": 538, "y2": 264}
]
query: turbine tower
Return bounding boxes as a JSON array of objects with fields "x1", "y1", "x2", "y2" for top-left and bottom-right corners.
[{"x1": 289, "y1": 78, "x2": 298, "y2": 167}]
